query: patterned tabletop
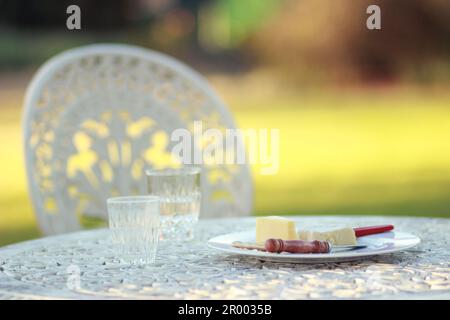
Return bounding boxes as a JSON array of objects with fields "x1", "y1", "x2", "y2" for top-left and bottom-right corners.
[{"x1": 0, "y1": 216, "x2": 449, "y2": 299}]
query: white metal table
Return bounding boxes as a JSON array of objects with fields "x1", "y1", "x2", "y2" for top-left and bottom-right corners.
[{"x1": 0, "y1": 216, "x2": 449, "y2": 299}]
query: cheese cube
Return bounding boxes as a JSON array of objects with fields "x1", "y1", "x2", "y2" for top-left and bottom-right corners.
[
  {"x1": 298, "y1": 227, "x2": 357, "y2": 245},
  {"x1": 256, "y1": 216, "x2": 298, "y2": 244}
]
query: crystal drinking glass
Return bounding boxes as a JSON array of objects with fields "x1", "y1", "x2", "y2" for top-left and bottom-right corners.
[
  {"x1": 146, "y1": 167, "x2": 201, "y2": 241},
  {"x1": 107, "y1": 196, "x2": 160, "y2": 264}
]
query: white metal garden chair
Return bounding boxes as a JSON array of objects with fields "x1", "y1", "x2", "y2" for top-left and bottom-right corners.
[{"x1": 23, "y1": 44, "x2": 253, "y2": 235}]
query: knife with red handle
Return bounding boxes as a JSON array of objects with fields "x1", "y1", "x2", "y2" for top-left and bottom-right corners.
[
  {"x1": 353, "y1": 225, "x2": 394, "y2": 237},
  {"x1": 232, "y1": 225, "x2": 395, "y2": 253}
]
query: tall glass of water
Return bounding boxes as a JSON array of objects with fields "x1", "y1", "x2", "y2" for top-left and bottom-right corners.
[
  {"x1": 146, "y1": 167, "x2": 201, "y2": 241},
  {"x1": 107, "y1": 196, "x2": 160, "y2": 265}
]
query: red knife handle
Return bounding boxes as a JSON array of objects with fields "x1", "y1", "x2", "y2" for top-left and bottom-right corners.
[
  {"x1": 353, "y1": 225, "x2": 394, "y2": 237},
  {"x1": 265, "y1": 239, "x2": 330, "y2": 254}
]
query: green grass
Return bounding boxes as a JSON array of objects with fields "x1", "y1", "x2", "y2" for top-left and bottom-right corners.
[
  {"x1": 234, "y1": 98, "x2": 450, "y2": 217},
  {"x1": 1, "y1": 86, "x2": 450, "y2": 246}
]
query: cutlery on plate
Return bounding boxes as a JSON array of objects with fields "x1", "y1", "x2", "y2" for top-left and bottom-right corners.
[
  {"x1": 265, "y1": 239, "x2": 366, "y2": 253},
  {"x1": 232, "y1": 240, "x2": 367, "y2": 254},
  {"x1": 231, "y1": 224, "x2": 392, "y2": 253}
]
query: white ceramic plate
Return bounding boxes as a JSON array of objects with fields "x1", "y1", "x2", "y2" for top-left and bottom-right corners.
[{"x1": 207, "y1": 230, "x2": 421, "y2": 263}]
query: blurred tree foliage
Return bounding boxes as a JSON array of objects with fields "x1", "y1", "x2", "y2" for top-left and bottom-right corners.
[
  {"x1": 247, "y1": 0, "x2": 450, "y2": 83},
  {"x1": 197, "y1": 0, "x2": 279, "y2": 51},
  {"x1": 0, "y1": 0, "x2": 132, "y2": 30},
  {"x1": 1, "y1": 0, "x2": 449, "y2": 83}
]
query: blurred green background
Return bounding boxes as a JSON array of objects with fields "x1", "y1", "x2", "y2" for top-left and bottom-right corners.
[{"x1": 1, "y1": 0, "x2": 450, "y2": 245}]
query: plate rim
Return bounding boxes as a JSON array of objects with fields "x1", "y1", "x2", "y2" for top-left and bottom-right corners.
[{"x1": 207, "y1": 229, "x2": 421, "y2": 261}]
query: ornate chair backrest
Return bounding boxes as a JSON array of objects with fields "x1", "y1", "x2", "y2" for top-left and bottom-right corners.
[{"x1": 23, "y1": 44, "x2": 253, "y2": 235}]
